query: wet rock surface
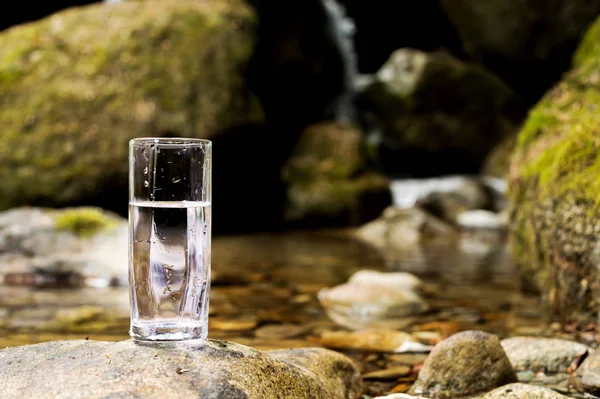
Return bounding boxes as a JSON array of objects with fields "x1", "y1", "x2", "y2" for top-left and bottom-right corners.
[
  {"x1": 501, "y1": 337, "x2": 590, "y2": 374},
  {"x1": 0, "y1": 339, "x2": 361, "y2": 399},
  {"x1": 409, "y1": 331, "x2": 517, "y2": 397}
]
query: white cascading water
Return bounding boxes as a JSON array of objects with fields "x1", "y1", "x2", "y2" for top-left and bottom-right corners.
[{"x1": 321, "y1": 0, "x2": 361, "y2": 123}]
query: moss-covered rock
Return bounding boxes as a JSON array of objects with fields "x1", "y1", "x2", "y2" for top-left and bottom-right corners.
[
  {"x1": 508, "y1": 15, "x2": 600, "y2": 323},
  {"x1": 359, "y1": 48, "x2": 523, "y2": 175},
  {"x1": 0, "y1": 0, "x2": 262, "y2": 210},
  {"x1": 281, "y1": 122, "x2": 391, "y2": 226}
]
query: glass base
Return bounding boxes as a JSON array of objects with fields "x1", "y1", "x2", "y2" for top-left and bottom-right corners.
[{"x1": 130, "y1": 320, "x2": 208, "y2": 342}]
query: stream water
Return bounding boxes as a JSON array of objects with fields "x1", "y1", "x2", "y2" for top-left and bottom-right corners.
[{"x1": 0, "y1": 228, "x2": 568, "y2": 396}]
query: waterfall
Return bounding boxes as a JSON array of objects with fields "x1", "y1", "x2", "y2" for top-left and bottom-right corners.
[{"x1": 321, "y1": 0, "x2": 360, "y2": 123}]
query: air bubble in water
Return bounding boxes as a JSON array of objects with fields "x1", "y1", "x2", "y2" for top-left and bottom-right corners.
[
  {"x1": 144, "y1": 181, "x2": 149, "y2": 187},
  {"x1": 143, "y1": 167, "x2": 148, "y2": 175}
]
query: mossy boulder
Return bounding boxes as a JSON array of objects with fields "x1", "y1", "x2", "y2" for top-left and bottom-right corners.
[
  {"x1": 440, "y1": 0, "x2": 600, "y2": 102},
  {"x1": 281, "y1": 122, "x2": 391, "y2": 226},
  {"x1": 0, "y1": 0, "x2": 262, "y2": 210},
  {"x1": 359, "y1": 48, "x2": 523, "y2": 176},
  {"x1": 508, "y1": 15, "x2": 600, "y2": 323}
]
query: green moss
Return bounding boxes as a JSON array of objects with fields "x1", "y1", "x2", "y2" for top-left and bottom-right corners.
[
  {"x1": 515, "y1": 106, "x2": 559, "y2": 151},
  {"x1": 514, "y1": 85, "x2": 600, "y2": 212},
  {"x1": 54, "y1": 208, "x2": 116, "y2": 237}
]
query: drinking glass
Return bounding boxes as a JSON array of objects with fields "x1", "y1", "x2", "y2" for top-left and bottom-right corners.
[{"x1": 128, "y1": 138, "x2": 212, "y2": 341}]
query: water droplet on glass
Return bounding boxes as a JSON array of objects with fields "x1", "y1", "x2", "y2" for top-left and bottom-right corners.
[
  {"x1": 143, "y1": 167, "x2": 148, "y2": 175},
  {"x1": 144, "y1": 181, "x2": 149, "y2": 187},
  {"x1": 172, "y1": 176, "x2": 181, "y2": 183}
]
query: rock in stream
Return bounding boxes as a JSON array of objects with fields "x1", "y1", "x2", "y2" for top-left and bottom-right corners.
[
  {"x1": 501, "y1": 337, "x2": 590, "y2": 374},
  {"x1": 409, "y1": 330, "x2": 517, "y2": 397}
]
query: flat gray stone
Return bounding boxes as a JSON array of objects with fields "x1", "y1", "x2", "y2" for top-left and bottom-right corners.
[
  {"x1": 0, "y1": 339, "x2": 361, "y2": 399},
  {"x1": 481, "y1": 383, "x2": 569, "y2": 398},
  {"x1": 501, "y1": 337, "x2": 590, "y2": 373},
  {"x1": 570, "y1": 349, "x2": 600, "y2": 395}
]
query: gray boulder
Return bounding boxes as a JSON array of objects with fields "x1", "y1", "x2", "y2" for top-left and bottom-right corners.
[{"x1": 501, "y1": 337, "x2": 590, "y2": 374}]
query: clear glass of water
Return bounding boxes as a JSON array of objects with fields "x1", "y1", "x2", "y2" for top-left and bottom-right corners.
[{"x1": 128, "y1": 138, "x2": 211, "y2": 341}]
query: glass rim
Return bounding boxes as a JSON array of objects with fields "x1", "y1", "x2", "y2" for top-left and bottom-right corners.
[{"x1": 129, "y1": 137, "x2": 212, "y2": 147}]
